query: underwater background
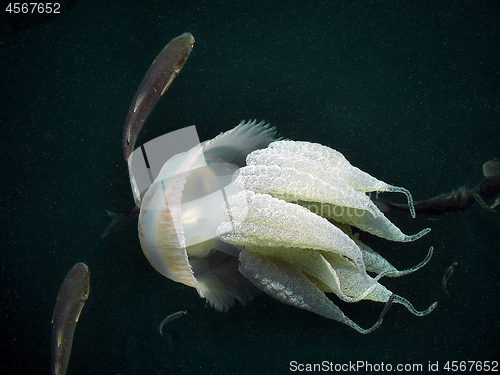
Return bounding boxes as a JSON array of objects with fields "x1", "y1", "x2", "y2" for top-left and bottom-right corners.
[{"x1": 1, "y1": 0, "x2": 499, "y2": 374}]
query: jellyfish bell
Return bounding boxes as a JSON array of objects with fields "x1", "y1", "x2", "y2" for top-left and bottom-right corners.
[{"x1": 138, "y1": 120, "x2": 277, "y2": 311}]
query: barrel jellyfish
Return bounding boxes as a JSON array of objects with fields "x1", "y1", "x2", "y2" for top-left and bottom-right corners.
[{"x1": 137, "y1": 120, "x2": 437, "y2": 333}]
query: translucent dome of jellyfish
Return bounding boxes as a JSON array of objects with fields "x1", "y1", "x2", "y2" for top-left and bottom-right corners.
[{"x1": 138, "y1": 120, "x2": 437, "y2": 334}]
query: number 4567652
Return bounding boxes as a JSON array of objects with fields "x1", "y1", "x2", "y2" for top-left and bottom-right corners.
[
  {"x1": 444, "y1": 361, "x2": 498, "y2": 372},
  {"x1": 5, "y1": 3, "x2": 61, "y2": 14}
]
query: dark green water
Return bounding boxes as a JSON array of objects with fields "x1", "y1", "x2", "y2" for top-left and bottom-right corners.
[{"x1": 1, "y1": 1, "x2": 499, "y2": 374}]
